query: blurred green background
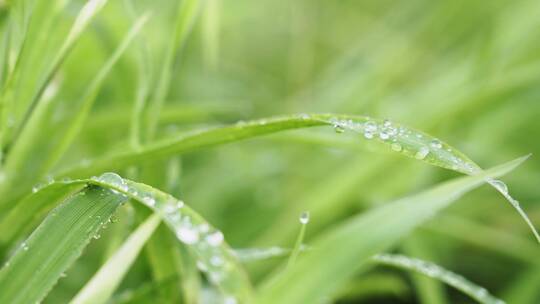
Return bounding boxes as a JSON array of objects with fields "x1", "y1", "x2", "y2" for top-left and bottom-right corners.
[{"x1": 3, "y1": 0, "x2": 540, "y2": 303}]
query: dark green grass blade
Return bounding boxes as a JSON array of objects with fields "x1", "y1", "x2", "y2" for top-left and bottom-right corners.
[{"x1": 0, "y1": 186, "x2": 127, "y2": 304}]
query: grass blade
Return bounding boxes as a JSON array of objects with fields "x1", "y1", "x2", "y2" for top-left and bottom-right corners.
[
  {"x1": 70, "y1": 214, "x2": 161, "y2": 304},
  {"x1": 56, "y1": 114, "x2": 539, "y2": 241},
  {"x1": 254, "y1": 156, "x2": 528, "y2": 304},
  {"x1": 373, "y1": 254, "x2": 504, "y2": 304},
  {"x1": 0, "y1": 186, "x2": 127, "y2": 304},
  {"x1": 0, "y1": 13, "x2": 148, "y2": 209}
]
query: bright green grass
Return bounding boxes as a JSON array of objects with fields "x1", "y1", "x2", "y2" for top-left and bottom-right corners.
[{"x1": 1, "y1": 0, "x2": 540, "y2": 303}]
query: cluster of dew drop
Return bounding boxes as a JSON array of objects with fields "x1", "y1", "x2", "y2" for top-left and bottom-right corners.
[
  {"x1": 327, "y1": 117, "x2": 477, "y2": 174},
  {"x1": 90, "y1": 172, "x2": 243, "y2": 304},
  {"x1": 374, "y1": 254, "x2": 505, "y2": 304}
]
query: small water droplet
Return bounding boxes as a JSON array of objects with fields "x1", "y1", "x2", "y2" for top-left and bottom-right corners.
[
  {"x1": 176, "y1": 227, "x2": 199, "y2": 244},
  {"x1": 415, "y1": 147, "x2": 430, "y2": 160},
  {"x1": 334, "y1": 125, "x2": 345, "y2": 133},
  {"x1": 299, "y1": 211, "x2": 310, "y2": 224},
  {"x1": 364, "y1": 131, "x2": 374, "y2": 139},
  {"x1": 143, "y1": 196, "x2": 156, "y2": 207},
  {"x1": 489, "y1": 179, "x2": 508, "y2": 194},
  {"x1": 93, "y1": 234, "x2": 101, "y2": 239},
  {"x1": 210, "y1": 255, "x2": 224, "y2": 266},
  {"x1": 22, "y1": 242, "x2": 29, "y2": 251},
  {"x1": 206, "y1": 231, "x2": 224, "y2": 247},
  {"x1": 430, "y1": 139, "x2": 442, "y2": 149},
  {"x1": 379, "y1": 131, "x2": 390, "y2": 140},
  {"x1": 224, "y1": 296, "x2": 237, "y2": 304},
  {"x1": 391, "y1": 143, "x2": 402, "y2": 152},
  {"x1": 364, "y1": 121, "x2": 377, "y2": 132},
  {"x1": 383, "y1": 119, "x2": 392, "y2": 127}
]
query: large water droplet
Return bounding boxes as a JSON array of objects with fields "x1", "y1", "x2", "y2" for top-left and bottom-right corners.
[
  {"x1": 489, "y1": 179, "x2": 508, "y2": 194},
  {"x1": 299, "y1": 211, "x2": 310, "y2": 224},
  {"x1": 176, "y1": 227, "x2": 199, "y2": 244},
  {"x1": 206, "y1": 231, "x2": 224, "y2": 247},
  {"x1": 415, "y1": 147, "x2": 430, "y2": 160}
]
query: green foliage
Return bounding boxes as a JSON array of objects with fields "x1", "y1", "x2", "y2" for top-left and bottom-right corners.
[{"x1": 0, "y1": 0, "x2": 539, "y2": 303}]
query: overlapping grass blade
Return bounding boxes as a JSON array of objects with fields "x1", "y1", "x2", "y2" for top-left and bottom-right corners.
[
  {"x1": 0, "y1": 13, "x2": 148, "y2": 208},
  {"x1": 254, "y1": 156, "x2": 528, "y2": 304},
  {"x1": 373, "y1": 254, "x2": 504, "y2": 304},
  {"x1": 0, "y1": 186, "x2": 128, "y2": 304},
  {"x1": 70, "y1": 214, "x2": 161, "y2": 304}
]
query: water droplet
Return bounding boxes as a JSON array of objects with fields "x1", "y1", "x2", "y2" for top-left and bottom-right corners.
[
  {"x1": 379, "y1": 131, "x2": 390, "y2": 140},
  {"x1": 206, "y1": 231, "x2": 224, "y2": 247},
  {"x1": 143, "y1": 196, "x2": 156, "y2": 207},
  {"x1": 489, "y1": 179, "x2": 508, "y2": 194},
  {"x1": 224, "y1": 296, "x2": 237, "y2": 304},
  {"x1": 383, "y1": 119, "x2": 392, "y2": 127},
  {"x1": 430, "y1": 139, "x2": 442, "y2": 149},
  {"x1": 210, "y1": 255, "x2": 224, "y2": 266},
  {"x1": 415, "y1": 147, "x2": 430, "y2": 160},
  {"x1": 364, "y1": 131, "x2": 374, "y2": 139},
  {"x1": 334, "y1": 125, "x2": 345, "y2": 133},
  {"x1": 299, "y1": 211, "x2": 310, "y2": 224},
  {"x1": 97, "y1": 172, "x2": 128, "y2": 192},
  {"x1": 176, "y1": 227, "x2": 199, "y2": 244},
  {"x1": 391, "y1": 143, "x2": 402, "y2": 152},
  {"x1": 198, "y1": 223, "x2": 210, "y2": 233},
  {"x1": 93, "y1": 234, "x2": 101, "y2": 239},
  {"x1": 364, "y1": 121, "x2": 377, "y2": 132},
  {"x1": 22, "y1": 242, "x2": 29, "y2": 251}
]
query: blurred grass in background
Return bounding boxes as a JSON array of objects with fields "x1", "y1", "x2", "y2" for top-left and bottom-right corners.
[{"x1": 1, "y1": 0, "x2": 540, "y2": 303}]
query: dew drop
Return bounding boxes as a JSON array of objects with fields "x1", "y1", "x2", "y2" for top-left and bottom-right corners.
[
  {"x1": 383, "y1": 119, "x2": 392, "y2": 127},
  {"x1": 210, "y1": 255, "x2": 224, "y2": 266},
  {"x1": 143, "y1": 196, "x2": 156, "y2": 207},
  {"x1": 391, "y1": 143, "x2": 402, "y2": 152},
  {"x1": 415, "y1": 147, "x2": 430, "y2": 160},
  {"x1": 206, "y1": 231, "x2": 224, "y2": 247},
  {"x1": 430, "y1": 139, "x2": 442, "y2": 149},
  {"x1": 489, "y1": 179, "x2": 508, "y2": 194},
  {"x1": 224, "y1": 296, "x2": 237, "y2": 304},
  {"x1": 364, "y1": 131, "x2": 374, "y2": 139},
  {"x1": 22, "y1": 242, "x2": 29, "y2": 251},
  {"x1": 334, "y1": 125, "x2": 345, "y2": 133},
  {"x1": 176, "y1": 227, "x2": 199, "y2": 244},
  {"x1": 364, "y1": 121, "x2": 377, "y2": 132},
  {"x1": 379, "y1": 131, "x2": 390, "y2": 140},
  {"x1": 299, "y1": 211, "x2": 310, "y2": 224}
]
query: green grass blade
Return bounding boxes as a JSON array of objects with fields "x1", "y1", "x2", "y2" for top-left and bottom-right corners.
[
  {"x1": 287, "y1": 212, "x2": 309, "y2": 269},
  {"x1": 56, "y1": 114, "x2": 539, "y2": 241},
  {"x1": 91, "y1": 173, "x2": 254, "y2": 303},
  {"x1": 254, "y1": 156, "x2": 528, "y2": 304},
  {"x1": 57, "y1": 114, "x2": 478, "y2": 178},
  {"x1": 373, "y1": 254, "x2": 504, "y2": 304},
  {"x1": 0, "y1": 13, "x2": 148, "y2": 208},
  {"x1": 0, "y1": 186, "x2": 127, "y2": 304},
  {"x1": 70, "y1": 214, "x2": 161, "y2": 304},
  {"x1": 10, "y1": 0, "x2": 109, "y2": 145},
  {"x1": 144, "y1": 0, "x2": 201, "y2": 141}
]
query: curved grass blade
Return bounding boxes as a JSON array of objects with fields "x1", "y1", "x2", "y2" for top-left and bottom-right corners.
[
  {"x1": 90, "y1": 173, "x2": 253, "y2": 303},
  {"x1": 57, "y1": 114, "x2": 479, "y2": 178},
  {"x1": 254, "y1": 156, "x2": 528, "y2": 304},
  {"x1": 0, "y1": 186, "x2": 128, "y2": 304},
  {"x1": 71, "y1": 214, "x2": 161, "y2": 304},
  {"x1": 0, "y1": 173, "x2": 254, "y2": 303},
  {"x1": 56, "y1": 114, "x2": 540, "y2": 241},
  {"x1": 373, "y1": 254, "x2": 504, "y2": 304}
]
